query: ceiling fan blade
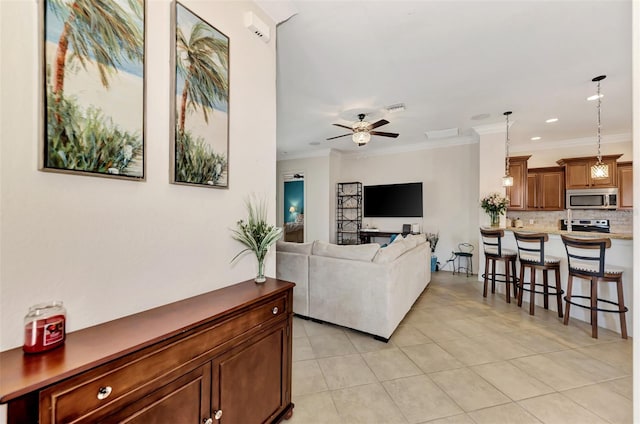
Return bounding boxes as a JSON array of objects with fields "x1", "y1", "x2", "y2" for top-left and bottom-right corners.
[
  {"x1": 369, "y1": 119, "x2": 390, "y2": 130},
  {"x1": 332, "y1": 123, "x2": 354, "y2": 130},
  {"x1": 370, "y1": 131, "x2": 399, "y2": 138},
  {"x1": 326, "y1": 133, "x2": 352, "y2": 140}
]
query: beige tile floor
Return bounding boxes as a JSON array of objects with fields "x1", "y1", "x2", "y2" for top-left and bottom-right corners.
[{"x1": 287, "y1": 272, "x2": 633, "y2": 424}]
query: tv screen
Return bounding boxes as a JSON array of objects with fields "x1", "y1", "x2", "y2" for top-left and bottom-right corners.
[{"x1": 364, "y1": 183, "x2": 423, "y2": 217}]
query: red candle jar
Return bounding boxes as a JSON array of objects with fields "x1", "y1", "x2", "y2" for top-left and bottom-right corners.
[{"x1": 23, "y1": 301, "x2": 66, "y2": 354}]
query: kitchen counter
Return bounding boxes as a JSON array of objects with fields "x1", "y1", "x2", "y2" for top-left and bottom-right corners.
[
  {"x1": 479, "y1": 226, "x2": 633, "y2": 336},
  {"x1": 483, "y1": 226, "x2": 632, "y2": 240}
]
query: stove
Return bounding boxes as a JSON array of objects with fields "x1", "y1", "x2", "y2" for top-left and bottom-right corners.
[{"x1": 560, "y1": 219, "x2": 610, "y2": 233}]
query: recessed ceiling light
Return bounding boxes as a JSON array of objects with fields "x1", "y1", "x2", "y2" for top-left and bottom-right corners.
[
  {"x1": 545, "y1": 118, "x2": 559, "y2": 123},
  {"x1": 471, "y1": 113, "x2": 491, "y2": 120},
  {"x1": 531, "y1": 136, "x2": 541, "y2": 141},
  {"x1": 587, "y1": 94, "x2": 604, "y2": 101}
]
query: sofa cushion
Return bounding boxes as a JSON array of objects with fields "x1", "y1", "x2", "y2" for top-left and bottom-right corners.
[
  {"x1": 408, "y1": 233, "x2": 427, "y2": 245},
  {"x1": 373, "y1": 239, "x2": 410, "y2": 263},
  {"x1": 312, "y1": 241, "x2": 380, "y2": 262},
  {"x1": 403, "y1": 234, "x2": 419, "y2": 249},
  {"x1": 276, "y1": 240, "x2": 313, "y2": 255}
]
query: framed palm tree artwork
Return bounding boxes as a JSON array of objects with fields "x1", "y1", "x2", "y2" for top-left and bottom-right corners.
[
  {"x1": 40, "y1": 0, "x2": 146, "y2": 180},
  {"x1": 171, "y1": 2, "x2": 229, "y2": 188}
]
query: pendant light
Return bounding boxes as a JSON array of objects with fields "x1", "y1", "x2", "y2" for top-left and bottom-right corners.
[
  {"x1": 590, "y1": 75, "x2": 608, "y2": 179},
  {"x1": 502, "y1": 111, "x2": 513, "y2": 187}
]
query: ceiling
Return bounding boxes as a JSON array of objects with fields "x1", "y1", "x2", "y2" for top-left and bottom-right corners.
[{"x1": 265, "y1": 0, "x2": 632, "y2": 159}]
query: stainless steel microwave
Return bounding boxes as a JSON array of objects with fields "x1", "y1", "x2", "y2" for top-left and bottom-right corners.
[{"x1": 566, "y1": 188, "x2": 618, "y2": 210}]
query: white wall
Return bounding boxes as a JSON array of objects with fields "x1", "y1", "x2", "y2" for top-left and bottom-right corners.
[
  {"x1": 278, "y1": 144, "x2": 478, "y2": 263},
  {"x1": 277, "y1": 155, "x2": 332, "y2": 243},
  {"x1": 0, "y1": 0, "x2": 277, "y2": 357},
  {"x1": 632, "y1": 1, "x2": 639, "y2": 420}
]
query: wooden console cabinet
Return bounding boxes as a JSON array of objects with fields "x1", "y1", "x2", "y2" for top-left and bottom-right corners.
[{"x1": 0, "y1": 278, "x2": 295, "y2": 424}]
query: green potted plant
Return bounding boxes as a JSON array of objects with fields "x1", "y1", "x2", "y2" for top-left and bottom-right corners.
[{"x1": 231, "y1": 196, "x2": 283, "y2": 283}]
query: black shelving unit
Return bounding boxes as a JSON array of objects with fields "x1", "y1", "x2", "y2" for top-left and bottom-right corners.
[{"x1": 336, "y1": 182, "x2": 363, "y2": 245}]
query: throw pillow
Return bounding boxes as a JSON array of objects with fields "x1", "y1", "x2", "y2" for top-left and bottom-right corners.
[
  {"x1": 390, "y1": 234, "x2": 403, "y2": 244},
  {"x1": 373, "y1": 239, "x2": 409, "y2": 263}
]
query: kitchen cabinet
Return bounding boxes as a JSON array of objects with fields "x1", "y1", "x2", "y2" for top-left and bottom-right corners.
[
  {"x1": 557, "y1": 155, "x2": 621, "y2": 189},
  {"x1": 526, "y1": 167, "x2": 565, "y2": 210},
  {"x1": 506, "y1": 156, "x2": 530, "y2": 211},
  {"x1": 618, "y1": 161, "x2": 633, "y2": 209},
  {"x1": 1, "y1": 278, "x2": 295, "y2": 424}
]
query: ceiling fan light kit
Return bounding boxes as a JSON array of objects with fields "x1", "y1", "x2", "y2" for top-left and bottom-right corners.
[
  {"x1": 590, "y1": 75, "x2": 609, "y2": 180},
  {"x1": 327, "y1": 113, "x2": 399, "y2": 146}
]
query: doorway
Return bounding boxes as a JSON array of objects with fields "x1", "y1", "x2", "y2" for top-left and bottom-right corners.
[{"x1": 283, "y1": 173, "x2": 304, "y2": 243}]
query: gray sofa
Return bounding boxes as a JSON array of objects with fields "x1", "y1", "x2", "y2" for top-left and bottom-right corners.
[{"x1": 276, "y1": 235, "x2": 431, "y2": 341}]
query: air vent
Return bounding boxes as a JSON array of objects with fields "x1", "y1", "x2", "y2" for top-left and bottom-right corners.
[
  {"x1": 385, "y1": 103, "x2": 406, "y2": 113},
  {"x1": 425, "y1": 128, "x2": 460, "y2": 139},
  {"x1": 244, "y1": 11, "x2": 271, "y2": 43}
]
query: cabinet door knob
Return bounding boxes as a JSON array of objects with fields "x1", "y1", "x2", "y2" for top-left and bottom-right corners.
[
  {"x1": 97, "y1": 386, "x2": 112, "y2": 400},
  {"x1": 203, "y1": 419, "x2": 213, "y2": 424},
  {"x1": 272, "y1": 306, "x2": 279, "y2": 315},
  {"x1": 214, "y1": 409, "x2": 223, "y2": 420}
]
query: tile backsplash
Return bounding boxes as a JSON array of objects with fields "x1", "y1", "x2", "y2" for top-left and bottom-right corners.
[{"x1": 507, "y1": 209, "x2": 632, "y2": 234}]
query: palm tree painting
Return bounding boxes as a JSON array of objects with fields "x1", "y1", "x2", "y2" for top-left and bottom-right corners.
[
  {"x1": 173, "y1": 3, "x2": 229, "y2": 188},
  {"x1": 43, "y1": 0, "x2": 145, "y2": 179}
]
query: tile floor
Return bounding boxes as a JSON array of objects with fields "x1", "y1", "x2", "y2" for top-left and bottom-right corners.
[{"x1": 288, "y1": 272, "x2": 633, "y2": 424}]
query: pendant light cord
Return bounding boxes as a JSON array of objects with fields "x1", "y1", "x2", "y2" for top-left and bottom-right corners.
[
  {"x1": 596, "y1": 80, "x2": 602, "y2": 164},
  {"x1": 504, "y1": 112, "x2": 510, "y2": 175}
]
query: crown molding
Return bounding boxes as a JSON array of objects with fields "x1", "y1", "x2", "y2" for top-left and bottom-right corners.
[
  {"x1": 277, "y1": 148, "x2": 332, "y2": 161},
  {"x1": 340, "y1": 135, "x2": 478, "y2": 159},
  {"x1": 510, "y1": 132, "x2": 632, "y2": 153}
]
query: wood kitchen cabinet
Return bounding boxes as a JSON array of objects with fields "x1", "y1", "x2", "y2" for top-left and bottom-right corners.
[
  {"x1": 526, "y1": 167, "x2": 565, "y2": 210},
  {"x1": 557, "y1": 155, "x2": 621, "y2": 189},
  {"x1": 1, "y1": 278, "x2": 295, "y2": 424},
  {"x1": 506, "y1": 156, "x2": 530, "y2": 211},
  {"x1": 618, "y1": 161, "x2": 633, "y2": 209}
]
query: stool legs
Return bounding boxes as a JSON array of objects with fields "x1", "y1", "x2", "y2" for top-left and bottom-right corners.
[
  {"x1": 519, "y1": 264, "x2": 563, "y2": 317},
  {"x1": 505, "y1": 260, "x2": 511, "y2": 303},
  {"x1": 565, "y1": 274, "x2": 627, "y2": 339},
  {"x1": 511, "y1": 259, "x2": 518, "y2": 299},
  {"x1": 591, "y1": 278, "x2": 598, "y2": 339},
  {"x1": 617, "y1": 279, "x2": 628, "y2": 339},
  {"x1": 483, "y1": 256, "x2": 490, "y2": 297},
  {"x1": 563, "y1": 275, "x2": 573, "y2": 326},
  {"x1": 517, "y1": 264, "x2": 525, "y2": 307},
  {"x1": 555, "y1": 268, "x2": 563, "y2": 318}
]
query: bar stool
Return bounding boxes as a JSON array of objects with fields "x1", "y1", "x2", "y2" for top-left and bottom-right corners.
[
  {"x1": 561, "y1": 235, "x2": 628, "y2": 339},
  {"x1": 513, "y1": 232, "x2": 563, "y2": 317},
  {"x1": 480, "y1": 228, "x2": 518, "y2": 303}
]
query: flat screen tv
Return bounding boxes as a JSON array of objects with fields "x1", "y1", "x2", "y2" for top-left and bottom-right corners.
[{"x1": 364, "y1": 182, "x2": 423, "y2": 217}]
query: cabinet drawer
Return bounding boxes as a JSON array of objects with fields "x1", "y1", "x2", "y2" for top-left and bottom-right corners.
[{"x1": 40, "y1": 293, "x2": 288, "y2": 423}]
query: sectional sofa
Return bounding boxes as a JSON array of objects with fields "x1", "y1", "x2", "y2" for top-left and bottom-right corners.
[{"x1": 275, "y1": 234, "x2": 431, "y2": 341}]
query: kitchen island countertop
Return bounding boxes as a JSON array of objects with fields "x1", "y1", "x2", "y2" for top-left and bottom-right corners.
[{"x1": 482, "y1": 226, "x2": 632, "y2": 240}]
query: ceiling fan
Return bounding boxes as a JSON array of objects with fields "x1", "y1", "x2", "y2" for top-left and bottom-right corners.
[{"x1": 327, "y1": 113, "x2": 399, "y2": 146}]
